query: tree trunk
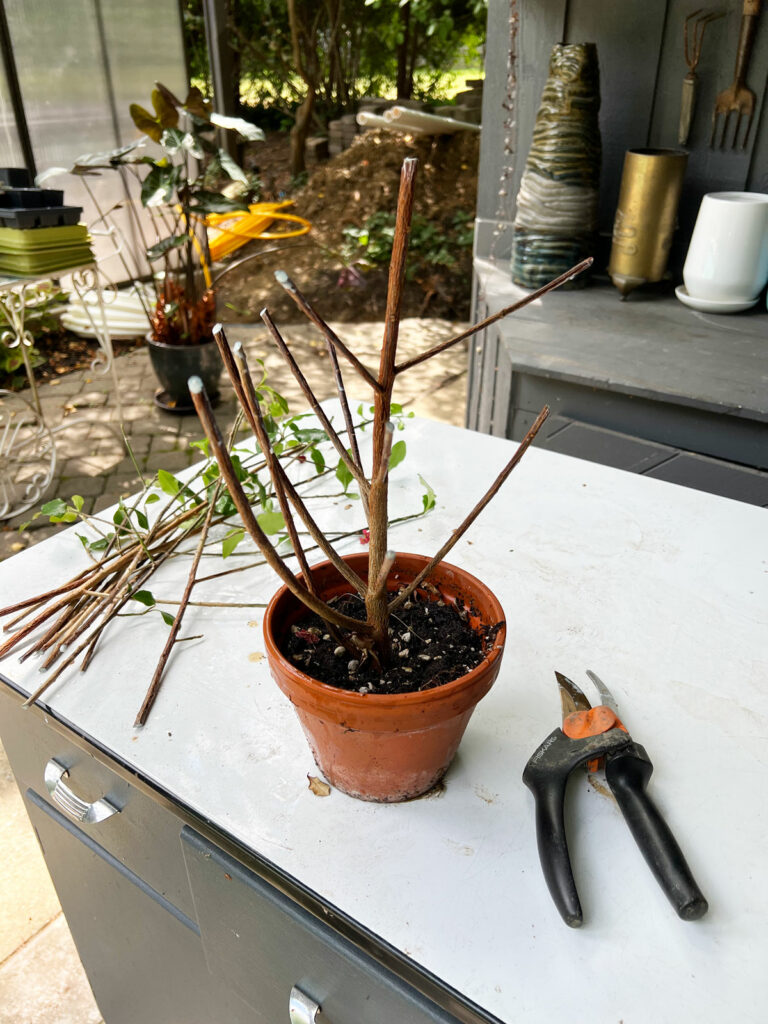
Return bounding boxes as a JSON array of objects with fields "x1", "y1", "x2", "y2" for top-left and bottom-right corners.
[
  {"x1": 396, "y1": 2, "x2": 412, "y2": 99},
  {"x1": 290, "y1": 88, "x2": 315, "y2": 177}
]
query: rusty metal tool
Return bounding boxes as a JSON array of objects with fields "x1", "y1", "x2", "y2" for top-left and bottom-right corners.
[
  {"x1": 710, "y1": 0, "x2": 763, "y2": 149},
  {"x1": 680, "y1": 8, "x2": 724, "y2": 145},
  {"x1": 523, "y1": 670, "x2": 708, "y2": 927}
]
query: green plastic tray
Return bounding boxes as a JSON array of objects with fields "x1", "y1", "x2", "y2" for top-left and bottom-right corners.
[
  {"x1": 0, "y1": 223, "x2": 88, "y2": 251},
  {"x1": 0, "y1": 247, "x2": 94, "y2": 275}
]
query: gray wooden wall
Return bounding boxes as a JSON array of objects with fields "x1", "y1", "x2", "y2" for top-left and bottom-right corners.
[{"x1": 476, "y1": 0, "x2": 768, "y2": 265}]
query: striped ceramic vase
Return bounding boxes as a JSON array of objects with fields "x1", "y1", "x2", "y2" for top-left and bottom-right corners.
[{"x1": 512, "y1": 43, "x2": 601, "y2": 289}]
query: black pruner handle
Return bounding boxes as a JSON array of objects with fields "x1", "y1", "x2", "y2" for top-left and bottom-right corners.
[
  {"x1": 523, "y1": 727, "x2": 632, "y2": 927},
  {"x1": 605, "y1": 742, "x2": 708, "y2": 921}
]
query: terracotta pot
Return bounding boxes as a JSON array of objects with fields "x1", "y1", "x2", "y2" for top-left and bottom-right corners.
[
  {"x1": 263, "y1": 552, "x2": 506, "y2": 802},
  {"x1": 146, "y1": 332, "x2": 222, "y2": 411}
]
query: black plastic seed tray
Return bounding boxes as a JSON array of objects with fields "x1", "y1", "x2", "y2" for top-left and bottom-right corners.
[
  {"x1": 0, "y1": 205, "x2": 82, "y2": 228},
  {"x1": 0, "y1": 188, "x2": 64, "y2": 208},
  {"x1": 0, "y1": 167, "x2": 33, "y2": 188}
]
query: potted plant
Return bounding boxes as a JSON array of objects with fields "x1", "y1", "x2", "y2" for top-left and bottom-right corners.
[
  {"x1": 70, "y1": 83, "x2": 264, "y2": 411},
  {"x1": 189, "y1": 158, "x2": 590, "y2": 802}
]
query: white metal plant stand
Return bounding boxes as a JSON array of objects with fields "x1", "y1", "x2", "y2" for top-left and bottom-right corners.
[{"x1": 0, "y1": 263, "x2": 122, "y2": 520}]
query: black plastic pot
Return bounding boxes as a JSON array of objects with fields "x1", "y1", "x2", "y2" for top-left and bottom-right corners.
[{"x1": 147, "y1": 333, "x2": 222, "y2": 413}]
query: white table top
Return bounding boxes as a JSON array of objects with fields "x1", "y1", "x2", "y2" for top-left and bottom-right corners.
[{"x1": 1, "y1": 411, "x2": 766, "y2": 1024}]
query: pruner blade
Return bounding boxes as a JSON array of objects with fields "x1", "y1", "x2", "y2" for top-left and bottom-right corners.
[
  {"x1": 585, "y1": 669, "x2": 620, "y2": 715},
  {"x1": 555, "y1": 670, "x2": 592, "y2": 722}
]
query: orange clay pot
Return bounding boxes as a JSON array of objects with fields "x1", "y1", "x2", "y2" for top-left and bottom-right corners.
[{"x1": 263, "y1": 552, "x2": 506, "y2": 802}]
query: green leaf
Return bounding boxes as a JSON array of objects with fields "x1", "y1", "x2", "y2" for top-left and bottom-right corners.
[
  {"x1": 151, "y1": 88, "x2": 179, "y2": 130},
  {"x1": 183, "y1": 86, "x2": 212, "y2": 119},
  {"x1": 418, "y1": 474, "x2": 436, "y2": 512},
  {"x1": 209, "y1": 113, "x2": 265, "y2": 141},
  {"x1": 135, "y1": 509, "x2": 149, "y2": 531},
  {"x1": 222, "y1": 528, "x2": 245, "y2": 558},
  {"x1": 89, "y1": 535, "x2": 113, "y2": 551},
  {"x1": 146, "y1": 234, "x2": 188, "y2": 262},
  {"x1": 160, "y1": 610, "x2": 176, "y2": 627},
  {"x1": 140, "y1": 164, "x2": 177, "y2": 207},
  {"x1": 389, "y1": 440, "x2": 406, "y2": 470},
  {"x1": 215, "y1": 493, "x2": 237, "y2": 516},
  {"x1": 113, "y1": 508, "x2": 126, "y2": 526},
  {"x1": 189, "y1": 190, "x2": 248, "y2": 215},
  {"x1": 129, "y1": 103, "x2": 162, "y2": 142},
  {"x1": 291, "y1": 427, "x2": 327, "y2": 444},
  {"x1": 189, "y1": 438, "x2": 210, "y2": 456},
  {"x1": 310, "y1": 448, "x2": 325, "y2": 473},
  {"x1": 257, "y1": 510, "x2": 286, "y2": 535},
  {"x1": 132, "y1": 590, "x2": 156, "y2": 607},
  {"x1": 71, "y1": 495, "x2": 84, "y2": 512},
  {"x1": 390, "y1": 403, "x2": 403, "y2": 414},
  {"x1": 217, "y1": 148, "x2": 249, "y2": 184},
  {"x1": 41, "y1": 498, "x2": 67, "y2": 517},
  {"x1": 157, "y1": 469, "x2": 181, "y2": 496},
  {"x1": 159, "y1": 127, "x2": 185, "y2": 154},
  {"x1": 336, "y1": 458, "x2": 353, "y2": 492},
  {"x1": 145, "y1": 493, "x2": 160, "y2": 504}
]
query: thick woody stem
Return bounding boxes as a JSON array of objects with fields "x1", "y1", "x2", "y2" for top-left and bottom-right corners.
[
  {"x1": 389, "y1": 406, "x2": 551, "y2": 613},
  {"x1": 189, "y1": 376, "x2": 372, "y2": 635},
  {"x1": 260, "y1": 308, "x2": 370, "y2": 501},
  {"x1": 274, "y1": 270, "x2": 381, "y2": 393},
  {"x1": 394, "y1": 258, "x2": 594, "y2": 374},
  {"x1": 367, "y1": 158, "x2": 418, "y2": 645}
]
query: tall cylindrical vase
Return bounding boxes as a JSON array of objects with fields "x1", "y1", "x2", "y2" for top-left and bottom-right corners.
[
  {"x1": 608, "y1": 149, "x2": 688, "y2": 297},
  {"x1": 512, "y1": 43, "x2": 601, "y2": 289}
]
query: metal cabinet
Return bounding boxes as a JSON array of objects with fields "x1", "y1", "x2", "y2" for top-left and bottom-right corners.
[{"x1": 0, "y1": 684, "x2": 468, "y2": 1024}]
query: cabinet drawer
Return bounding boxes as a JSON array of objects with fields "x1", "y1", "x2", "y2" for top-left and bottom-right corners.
[
  {"x1": 182, "y1": 828, "x2": 458, "y2": 1024},
  {"x1": 0, "y1": 689, "x2": 196, "y2": 921}
]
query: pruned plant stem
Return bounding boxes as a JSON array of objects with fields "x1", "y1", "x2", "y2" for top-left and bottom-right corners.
[
  {"x1": 367, "y1": 157, "x2": 418, "y2": 647},
  {"x1": 274, "y1": 270, "x2": 381, "y2": 393},
  {"x1": 394, "y1": 257, "x2": 594, "y2": 374},
  {"x1": 214, "y1": 326, "x2": 365, "y2": 595},
  {"x1": 134, "y1": 480, "x2": 223, "y2": 727},
  {"x1": 189, "y1": 376, "x2": 372, "y2": 635},
  {"x1": 260, "y1": 308, "x2": 370, "y2": 501},
  {"x1": 233, "y1": 344, "x2": 314, "y2": 593},
  {"x1": 389, "y1": 405, "x2": 551, "y2": 613}
]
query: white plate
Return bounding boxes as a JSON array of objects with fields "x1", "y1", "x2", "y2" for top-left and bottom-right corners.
[{"x1": 675, "y1": 284, "x2": 759, "y2": 314}]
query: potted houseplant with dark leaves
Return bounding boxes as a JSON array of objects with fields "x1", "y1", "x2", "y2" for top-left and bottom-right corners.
[
  {"x1": 71, "y1": 83, "x2": 264, "y2": 411},
  {"x1": 189, "y1": 157, "x2": 590, "y2": 802}
]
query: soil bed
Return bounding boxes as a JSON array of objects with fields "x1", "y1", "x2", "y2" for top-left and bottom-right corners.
[{"x1": 281, "y1": 587, "x2": 500, "y2": 695}]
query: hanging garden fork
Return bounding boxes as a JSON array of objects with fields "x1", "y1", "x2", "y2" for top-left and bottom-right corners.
[
  {"x1": 680, "y1": 8, "x2": 724, "y2": 145},
  {"x1": 710, "y1": 0, "x2": 763, "y2": 149}
]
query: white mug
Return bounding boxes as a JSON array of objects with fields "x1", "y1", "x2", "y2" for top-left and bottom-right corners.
[{"x1": 683, "y1": 191, "x2": 768, "y2": 302}]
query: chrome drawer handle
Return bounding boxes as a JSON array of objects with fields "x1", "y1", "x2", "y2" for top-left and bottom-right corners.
[
  {"x1": 44, "y1": 759, "x2": 119, "y2": 825},
  {"x1": 289, "y1": 985, "x2": 321, "y2": 1024}
]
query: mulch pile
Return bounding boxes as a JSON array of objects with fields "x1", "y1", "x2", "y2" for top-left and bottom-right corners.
[{"x1": 216, "y1": 128, "x2": 479, "y2": 324}]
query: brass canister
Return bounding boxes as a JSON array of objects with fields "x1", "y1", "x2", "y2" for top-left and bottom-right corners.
[{"x1": 608, "y1": 149, "x2": 688, "y2": 297}]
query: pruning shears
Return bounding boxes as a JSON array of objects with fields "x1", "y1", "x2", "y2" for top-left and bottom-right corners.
[{"x1": 523, "y1": 670, "x2": 708, "y2": 927}]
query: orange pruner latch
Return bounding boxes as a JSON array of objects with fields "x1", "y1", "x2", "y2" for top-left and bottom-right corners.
[{"x1": 563, "y1": 705, "x2": 627, "y2": 772}]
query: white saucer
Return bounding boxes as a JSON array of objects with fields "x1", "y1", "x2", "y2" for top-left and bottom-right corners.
[{"x1": 675, "y1": 285, "x2": 759, "y2": 314}]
